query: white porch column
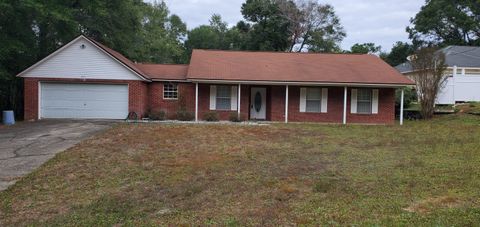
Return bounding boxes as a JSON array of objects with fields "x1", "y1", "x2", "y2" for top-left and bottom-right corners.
[
  {"x1": 343, "y1": 86, "x2": 347, "y2": 124},
  {"x1": 400, "y1": 89, "x2": 405, "y2": 126},
  {"x1": 238, "y1": 84, "x2": 241, "y2": 118},
  {"x1": 285, "y1": 85, "x2": 289, "y2": 123},
  {"x1": 195, "y1": 83, "x2": 199, "y2": 122}
]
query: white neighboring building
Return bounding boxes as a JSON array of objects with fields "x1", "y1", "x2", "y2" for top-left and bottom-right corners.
[{"x1": 396, "y1": 46, "x2": 480, "y2": 105}]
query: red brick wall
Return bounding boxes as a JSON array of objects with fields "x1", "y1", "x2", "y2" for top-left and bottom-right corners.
[
  {"x1": 287, "y1": 86, "x2": 395, "y2": 124},
  {"x1": 23, "y1": 78, "x2": 149, "y2": 120},
  {"x1": 269, "y1": 86, "x2": 286, "y2": 121},
  {"x1": 24, "y1": 78, "x2": 396, "y2": 124},
  {"x1": 148, "y1": 82, "x2": 195, "y2": 119},
  {"x1": 195, "y1": 84, "x2": 395, "y2": 124},
  {"x1": 24, "y1": 79, "x2": 39, "y2": 121},
  {"x1": 288, "y1": 86, "x2": 344, "y2": 123},
  {"x1": 346, "y1": 87, "x2": 395, "y2": 124},
  {"x1": 197, "y1": 84, "x2": 250, "y2": 121}
]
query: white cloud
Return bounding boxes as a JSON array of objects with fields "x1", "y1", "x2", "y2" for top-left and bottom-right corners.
[{"x1": 146, "y1": 0, "x2": 425, "y2": 51}]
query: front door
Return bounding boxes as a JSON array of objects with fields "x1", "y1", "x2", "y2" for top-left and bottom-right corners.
[{"x1": 250, "y1": 87, "x2": 266, "y2": 120}]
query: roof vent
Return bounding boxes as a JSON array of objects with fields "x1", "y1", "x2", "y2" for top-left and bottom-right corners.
[{"x1": 80, "y1": 44, "x2": 86, "y2": 49}]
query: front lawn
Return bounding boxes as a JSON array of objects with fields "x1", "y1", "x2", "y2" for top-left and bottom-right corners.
[{"x1": 1, "y1": 115, "x2": 480, "y2": 226}]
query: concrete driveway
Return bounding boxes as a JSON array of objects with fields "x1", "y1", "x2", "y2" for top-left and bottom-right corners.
[{"x1": 0, "y1": 120, "x2": 112, "y2": 191}]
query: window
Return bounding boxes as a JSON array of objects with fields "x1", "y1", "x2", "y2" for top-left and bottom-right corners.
[
  {"x1": 306, "y1": 88, "x2": 322, "y2": 112},
  {"x1": 216, "y1": 85, "x2": 231, "y2": 110},
  {"x1": 163, "y1": 83, "x2": 178, "y2": 99},
  {"x1": 357, "y1": 89, "x2": 372, "y2": 114}
]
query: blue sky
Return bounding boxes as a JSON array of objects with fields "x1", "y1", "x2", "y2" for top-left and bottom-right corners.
[{"x1": 146, "y1": 0, "x2": 425, "y2": 52}]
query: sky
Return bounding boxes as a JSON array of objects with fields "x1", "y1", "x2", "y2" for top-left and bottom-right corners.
[{"x1": 147, "y1": 0, "x2": 425, "y2": 52}]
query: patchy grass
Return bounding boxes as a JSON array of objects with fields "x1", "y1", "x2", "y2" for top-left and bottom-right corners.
[
  {"x1": 1, "y1": 115, "x2": 480, "y2": 226},
  {"x1": 406, "y1": 102, "x2": 456, "y2": 113},
  {"x1": 457, "y1": 102, "x2": 480, "y2": 115}
]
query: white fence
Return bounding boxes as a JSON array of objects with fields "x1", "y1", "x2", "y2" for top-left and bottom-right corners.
[{"x1": 437, "y1": 75, "x2": 480, "y2": 104}]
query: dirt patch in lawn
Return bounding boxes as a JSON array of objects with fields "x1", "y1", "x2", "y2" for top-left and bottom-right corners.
[{"x1": 404, "y1": 196, "x2": 464, "y2": 214}]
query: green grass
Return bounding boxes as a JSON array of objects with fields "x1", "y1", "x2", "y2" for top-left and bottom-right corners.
[{"x1": 1, "y1": 115, "x2": 480, "y2": 226}]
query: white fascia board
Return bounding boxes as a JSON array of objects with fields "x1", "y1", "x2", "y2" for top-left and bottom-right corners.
[
  {"x1": 187, "y1": 79, "x2": 413, "y2": 88},
  {"x1": 151, "y1": 79, "x2": 189, "y2": 82}
]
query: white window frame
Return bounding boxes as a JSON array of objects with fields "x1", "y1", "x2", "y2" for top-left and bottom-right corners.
[
  {"x1": 163, "y1": 83, "x2": 178, "y2": 100},
  {"x1": 300, "y1": 87, "x2": 328, "y2": 113},
  {"x1": 215, "y1": 85, "x2": 232, "y2": 110},
  {"x1": 356, "y1": 88, "x2": 373, "y2": 114},
  {"x1": 305, "y1": 87, "x2": 322, "y2": 113}
]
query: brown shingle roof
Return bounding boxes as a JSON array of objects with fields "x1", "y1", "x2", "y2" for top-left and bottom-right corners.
[
  {"x1": 134, "y1": 64, "x2": 188, "y2": 80},
  {"x1": 187, "y1": 49, "x2": 414, "y2": 85}
]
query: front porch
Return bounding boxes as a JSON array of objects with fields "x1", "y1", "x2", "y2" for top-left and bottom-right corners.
[{"x1": 193, "y1": 83, "x2": 406, "y2": 125}]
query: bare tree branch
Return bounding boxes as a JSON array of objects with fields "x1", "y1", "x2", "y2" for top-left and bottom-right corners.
[{"x1": 410, "y1": 47, "x2": 448, "y2": 119}]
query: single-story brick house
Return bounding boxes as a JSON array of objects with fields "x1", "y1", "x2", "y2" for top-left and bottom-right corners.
[{"x1": 18, "y1": 35, "x2": 413, "y2": 124}]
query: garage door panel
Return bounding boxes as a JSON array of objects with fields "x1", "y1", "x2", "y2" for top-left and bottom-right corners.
[
  {"x1": 85, "y1": 101, "x2": 127, "y2": 110},
  {"x1": 42, "y1": 90, "x2": 84, "y2": 100},
  {"x1": 40, "y1": 83, "x2": 128, "y2": 119},
  {"x1": 42, "y1": 108, "x2": 85, "y2": 119},
  {"x1": 86, "y1": 92, "x2": 128, "y2": 102},
  {"x1": 42, "y1": 100, "x2": 84, "y2": 109}
]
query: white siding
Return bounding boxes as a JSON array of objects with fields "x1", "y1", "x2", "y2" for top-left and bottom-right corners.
[
  {"x1": 436, "y1": 77, "x2": 455, "y2": 104},
  {"x1": 436, "y1": 75, "x2": 480, "y2": 104},
  {"x1": 22, "y1": 37, "x2": 141, "y2": 81}
]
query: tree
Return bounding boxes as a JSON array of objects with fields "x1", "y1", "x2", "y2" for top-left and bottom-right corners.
[
  {"x1": 285, "y1": 0, "x2": 345, "y2": 52},
  {"x1": 186, "y1": 25, "x2": 222, "y2": 50},
  {"x1": 134, "y1": 1, "x2": 187, "y2": 63},
  {"x1": 0, "y1": 1, "x2": 38, "y2": 117},
  {"x1": 382, "y1": 41, "x2": 415, "y2": 66},
  {"x1": 0, "y1": 0, "x2": 187, "y2": 119},
  {"x1": 185, "y1": 14, "x2": 234, "y2": 53},
  {"x1": 240, "y1": 0, "x2": 292, "y2": 51},
  {"x1": 395, "y1": 87, "x2": 417, "y2": 109},
  {"x1": 72, "y1": 0, "x2": 146, "y2": 58},
  {"x1": 407, "y1": 0, "x2": 480, "y2": 46},
  {"x1": 410, "y1": 47, "x2": 447, "y2": 119},
  {"x1": 348, "y1": 43, "x2": 382, "y2": 54}
]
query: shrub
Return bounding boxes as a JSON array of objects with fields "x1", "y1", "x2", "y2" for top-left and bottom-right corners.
[
  {"x1": 396, "y1": 87, "x2": 417, "y2": 109},
  {"x1": 203, "y1": 111, "x2": 219, "y2": 122},
  {"x1": 176, "y1": 110, "x2": 195, "y2": 121},
  {"x1": 147, "y1": 109, "x2": 166, "y2": 121},
  {"x1": 229, "y1": 112, "x2": 243, "y2": 122}
]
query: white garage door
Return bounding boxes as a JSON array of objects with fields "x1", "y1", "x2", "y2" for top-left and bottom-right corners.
[{"x1": 40, "y1": 83, "x2": 129, "y2": 119}]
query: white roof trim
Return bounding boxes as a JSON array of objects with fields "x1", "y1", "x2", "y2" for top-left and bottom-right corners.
[
  {"x1": 151, "y1": 79, "x2": 189, "y2": 82},
  {"x1": 188, "y1": 79, "x2": 413, "y2": 88},
  {"x1": 17, "y1": 35, "x2": 150, "y2": 81}
]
